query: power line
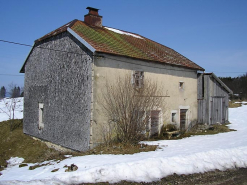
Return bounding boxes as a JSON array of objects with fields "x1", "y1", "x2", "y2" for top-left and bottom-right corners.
[
  {"x1": 1, "y1": 39, "x2": 197, "y2": 73},
  {"x1": 104, "y1": 56, "x2": 246, "y2": 74},
  {"x1": 0, "y1": 39, "x2": 32, "y2": 47},
  {"x1": 0, "y1": 39, "x2": 246, "y2": 75},
  {"x1": 0, "y1": 39, "x2": 89, "y2": 56},
  {"x1": 0, "y1": 74, "x2": 24, "y2": 76}
]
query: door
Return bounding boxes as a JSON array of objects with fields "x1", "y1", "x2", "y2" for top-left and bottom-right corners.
[
  {"x1": 150, "y1": 110, "x2": 160, "y2": 136},
  {"x1": 180, "y1": 109, "x2": 187, "y2": 131},
  {"x1": 211, "y1": 97, "x2": 223, "y2": 124}
]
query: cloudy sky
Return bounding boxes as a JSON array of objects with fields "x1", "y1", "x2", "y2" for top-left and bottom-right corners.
[{"x1": 0, "y1": 0, "x2": 246, "y2": 89}]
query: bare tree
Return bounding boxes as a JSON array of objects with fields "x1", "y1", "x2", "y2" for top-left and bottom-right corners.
[
  {"x1": 0, "y1": 83, "x2": 23, "y2": 131},
  {"x1": 0, "y1": 97, "x2": 22, "y2": 130},
  {"x1": 99, "y1": 75, "x2": 167, "y2": 143}
]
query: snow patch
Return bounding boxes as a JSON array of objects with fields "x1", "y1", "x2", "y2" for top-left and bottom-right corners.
[
  {"x1": 64, "y1": 155, "x2": 72, "y2": 158},
  {"x1": 7, "y1": 157, "x2": 24, "y2": 167},
  {"x1": 1, "y1": 104, "x2": 247, "y2": 184},
  {"x1": 105, "y1": 27, "x2": 144, "y2": 39}
]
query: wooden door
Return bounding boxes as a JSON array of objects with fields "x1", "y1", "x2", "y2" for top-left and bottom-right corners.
[
  {"x1": 150, "y1": 110, "x2": 160, "y2": 136},
  {"x1": 211, "y1": 97, "x2": 223, "y2": 124},
  {"x1": 180, "y1": 109, "x2": 187, "y2": 131}
]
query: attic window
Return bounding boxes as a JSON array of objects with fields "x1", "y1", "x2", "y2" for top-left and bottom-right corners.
[
  {"x1": 179, "y1": 82, "x2": 184, "y2": 89},
  {"x1": 132, "y1": 71, "x2": 144, "y2": 88}
]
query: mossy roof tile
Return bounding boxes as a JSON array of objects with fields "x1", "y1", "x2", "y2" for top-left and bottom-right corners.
[{"x1": 36, "y1": 19, "x2": 204, "y2": 71}]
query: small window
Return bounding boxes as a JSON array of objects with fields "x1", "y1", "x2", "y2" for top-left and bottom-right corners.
[
  {"x1": 172, "y1": 113, "x2": 176, "y2": 122},
  {"x1": 39, "y1": 103, "x2": 44, "y2": 130},
  {"x1": 132, "y1": 71, "x2": 144, "y2": 88},
  {"x1": 179, "y1": 82, "x2": 184, "y2": 89}
]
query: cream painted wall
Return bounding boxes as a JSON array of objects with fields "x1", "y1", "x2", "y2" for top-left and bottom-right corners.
[{"x1": 91, "y1": 54, "x2": 198, "y2": 146}]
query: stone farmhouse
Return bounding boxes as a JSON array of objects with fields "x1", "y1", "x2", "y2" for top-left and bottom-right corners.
[{"x1": 20, "y1": 7, "x2": 231, "y2": 151}]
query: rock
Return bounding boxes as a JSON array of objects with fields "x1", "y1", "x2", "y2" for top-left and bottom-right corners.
[
  {"x1": 65, "y1": 164, "x2": 78, "y2": 172},
  {"x1": 51, "y1": 168, "x2": 59, "y2": 172},
  {"x1": 208, "y1": 126, "x2": 214, "y2": 130},
  {"x1": 19, "y1": 163, "x2": 28, "y2": 168}
]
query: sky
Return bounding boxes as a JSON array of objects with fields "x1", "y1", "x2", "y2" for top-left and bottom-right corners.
[{"x1": 0, "y1": 0, "x2": 247, "y2": 89}]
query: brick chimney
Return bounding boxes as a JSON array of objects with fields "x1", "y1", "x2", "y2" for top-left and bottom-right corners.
[{"x1": 84, "y1": 7, "x2": 102, "y2": 27}]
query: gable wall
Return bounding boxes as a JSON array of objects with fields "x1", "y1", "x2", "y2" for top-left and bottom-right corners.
[
  {"x1": 91, "y1": 54, "x2": 198, "y2": 146},
  {"x1": 207, "y1": 75, "x2": 230, "y2": 124},
  {"x1": 198, "y1": 74, "x2": 230, "y2": 124},
  {"x1": 23, "y1": 32, "x2": 93, "y2": 151}
]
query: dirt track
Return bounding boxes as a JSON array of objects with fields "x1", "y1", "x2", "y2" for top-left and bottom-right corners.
[{"x1": 81, "y1": 168, "x2": 247, "y2": 185}]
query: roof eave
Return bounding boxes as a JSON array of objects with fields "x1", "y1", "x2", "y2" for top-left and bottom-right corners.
[
  {"x1": 67, "y1": 27, "x2": 96, "y2": 53},
  {"x1": 207, "y1": 73, "x2": 233, "y2": 94},
  {"x1": 19, "y1": 44, "x2": 35, "y2": 73},
  {"x1": 20, "y1": 26, "x2": 96, "y2": 73},
  {"x1": 96, "y1": 51, "x2": 205, "y2": 71}
]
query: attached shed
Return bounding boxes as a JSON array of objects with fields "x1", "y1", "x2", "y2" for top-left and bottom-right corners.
[{"x1": 198, "y1": 73, "x2": 233, "y2": 125}]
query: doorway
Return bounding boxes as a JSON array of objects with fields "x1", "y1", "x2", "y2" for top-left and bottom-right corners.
[
  {"x1": 180, "y1": 109, "x2": 188, "y2": 131},
  {"x1": 150, "y1": 110, "x2": 160, "y2": 136}
]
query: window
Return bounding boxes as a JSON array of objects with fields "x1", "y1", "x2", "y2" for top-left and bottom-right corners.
[
  {"x1": 179, "y1": 81, "x2": 184, "y2": 89},
  {"x1": 132, "y1": 71, "x2": 144, "y2": 88},
  {"x1": 39, "y1": 103, "x2": 44, "y2": 130},
  {"x1": 171, "y1": 110, "x2": 177, "y2": 123},
  {"x1": 172, "y1": 113, "x2": 176, "y2": 122}
]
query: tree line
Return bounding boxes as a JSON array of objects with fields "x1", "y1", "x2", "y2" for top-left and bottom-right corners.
[
  {"x1": 0, "y1": 84, "x2": 24, "y2": 99},
  {"x1": 220, "y1": 73, "x2": 247, "y2": 100}
]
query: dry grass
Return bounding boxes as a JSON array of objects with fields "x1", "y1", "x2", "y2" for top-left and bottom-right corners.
[
  {"x1": 149, "y1": 123, "x2": 236, "y2": 141},
  {"x1": 0, "y1": 119, "x2": 77, "y2": 171},
  {"x1": 177, "y1": 123, "x2": 236, "y2": 139},
  {"x1": 85, "y1": 143, "x2": 157, "y2": 155},
  {"x1": 0, "y1": 119, "x2": 157, "y2": 171},
  {"x1": 229, "y1": 101, "x2": 242, "y2": 108}
]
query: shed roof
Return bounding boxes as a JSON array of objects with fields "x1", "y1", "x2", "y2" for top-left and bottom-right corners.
[
  {"x1": 204, "y1": 73, "x2": 233, "y2": 94},
  {"x1": 21, "y1": 19, "x2": 205, "y2": 72}
]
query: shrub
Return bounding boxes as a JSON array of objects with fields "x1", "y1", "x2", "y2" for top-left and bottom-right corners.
[{"x1": 99, "y1": 75, "x2": 167, "y2": 144}]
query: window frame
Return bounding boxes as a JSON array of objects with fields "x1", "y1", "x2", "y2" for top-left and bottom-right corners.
[
  {"x1": 132, "y1": 71, "x2": 144, "y2": 88},
  {"x1": 38, "y1": 103, "x2": 44, "y2": 130},
  {"x1": 179, "y1": 81, "x2": 184, "y2": 89}
]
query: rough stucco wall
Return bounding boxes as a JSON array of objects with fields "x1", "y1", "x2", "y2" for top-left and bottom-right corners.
[
  {"x1": 23, "y1": 32, "x2": 92, "y2": 151},
  {"x1": 92, "y1": 54, "x2": 198, "y2": 145}
]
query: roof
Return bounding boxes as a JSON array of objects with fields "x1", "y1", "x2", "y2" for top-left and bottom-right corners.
[
  {"x1": 21, "y1": 19, "x2": 205, "y2": 72},
  {"x1": 204, "y1": 73, "x2": 233, "y2": 94}
]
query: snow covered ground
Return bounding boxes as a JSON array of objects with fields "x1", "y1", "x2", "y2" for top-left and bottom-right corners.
[
  {"x1": 0, "y1": 97, "x2": 23, "y2": 122},
  {"x1": 1, "y1": 102, "x2": 247, "y2": 185}
]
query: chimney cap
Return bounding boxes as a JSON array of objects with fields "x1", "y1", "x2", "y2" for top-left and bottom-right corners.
[{"x1": 86, "y1": 7, "x2": 100, "y2": 11}]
